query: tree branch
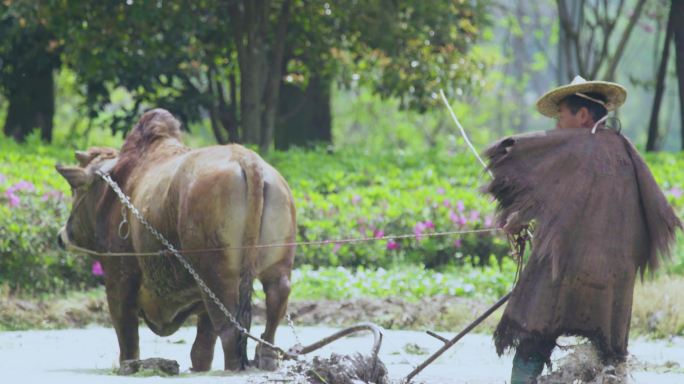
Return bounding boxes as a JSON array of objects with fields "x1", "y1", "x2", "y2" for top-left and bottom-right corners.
[{"x1": 603, "y1": 0, "x2": 647, "y2": 80}]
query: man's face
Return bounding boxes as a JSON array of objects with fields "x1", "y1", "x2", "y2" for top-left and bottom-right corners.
[{"x1": 555, "y1": 101, "x2": 593, "y2": 129}]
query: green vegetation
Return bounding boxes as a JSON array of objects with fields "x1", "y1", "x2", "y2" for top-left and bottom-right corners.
[
  {"x1": 287, "y1": 259, "x2": 516, "y2": 301},
  {"x1": 1, "y1": 138, "x2": 683, "y2": 295}
]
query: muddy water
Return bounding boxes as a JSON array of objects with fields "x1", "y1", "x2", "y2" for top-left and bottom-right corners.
[{"x1": 0, "y1": 326, "x2": 683, "y2": 383}]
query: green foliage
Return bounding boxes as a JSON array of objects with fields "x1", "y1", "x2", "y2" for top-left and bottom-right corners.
[
  {"x1": 265, "y1": 146, "x2": 509, "y2": 269},
  {"x1": 288, "y1": 258, "x2": 516, "y2": 301},
  {"x1": 0, "y1": 197, "x2": 98, "y2": 294},
  {"x1": 2, "y1": 139, "x2": 684, "y2": 294},
  {"x1": 332, "y1": 0, "x2": 492, "y2": 112},
  {"x1": 0, "y1": 138, "x2": 99, "y2": 293}
]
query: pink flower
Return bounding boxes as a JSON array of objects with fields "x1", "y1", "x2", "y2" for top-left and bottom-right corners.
[
  {"x1": 351, "y1": 195, "x2": 361, "y2": 204},
  {"x1": 92, "y1": 261, "x2": 104, "y2": 276},
  {"x1": 443, "y1": 199, "x2": 451, "y2": 208},
  {"x1": 469, "y1": 210, "x2": 480, "y2": 222},
  {"x1": 436, "y1": 187, "x2": 445, "y2": 195},
  {"x1": 373, "y1": 229, "x2": 385, "y2": 239},
  {"x1": 332, "y1": 243, "x2": 341, "y2": 254},
  {"x1": 668, "y1": 187, "x2": 683, "y2": 199},
  {"x1": 386, "y1": 239, "x2": 400, "y2": 250},
  {"x1": 454, "y1": 239, "x2": 462, "y2": 248},
  {"x1": 424, "y1": 220, "x2": 435, "y2": 229},
  {"x1": 456, "y1": 200, "x2": 465, "y2": 212}
]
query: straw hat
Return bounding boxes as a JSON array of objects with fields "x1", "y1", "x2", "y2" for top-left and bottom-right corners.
[{"x1": 536, "y1": 75, "x2": 627, "y2": 118}]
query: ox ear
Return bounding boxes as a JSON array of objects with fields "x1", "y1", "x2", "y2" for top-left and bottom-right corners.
[{"x1": 55, "y1": 165, "x2": 93, "y2": 189}]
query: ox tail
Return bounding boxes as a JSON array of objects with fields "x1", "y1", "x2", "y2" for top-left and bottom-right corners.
[{"x1": 236, "y1": 150, "x2": 264, "y2": 368}]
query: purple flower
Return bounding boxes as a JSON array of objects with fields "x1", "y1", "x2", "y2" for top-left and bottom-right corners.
[
  {"x1": 387, "y1": 239, "x2": 400, "y2": 250},
  {"x1": 413, "y1": 222, "x2": 427, "y2": 240},
  {"x1": 443, "y1": 199, "x2": 451, "y2": 208},
  {"x1": 0, "y1": 174, "x2": 6, "y2": 184},
  {"x1": 456, "y1": 200, "x2": 465, "y2": 212},
  {"x1": 436, "y1": 187, "x2": 445, "y2": 195},
  {"x1": 424, "y1": 220, "x2": 435, "y2": 229},
  {"x1": 332, "y1": 243, "x2": 341, "y2": 254},
  {"x1": 351, "y1": 195, "x2": 361, "y2": 205},
  {"x1": 8, "y1": 180, "x2": 35, "y2": 193},
  {"x1": 92, "y1": 261, "x2": 104, "y2": 276},
  {"x1": 459, "y1": 216, "x2": 467, "y2": 226},
  {"x1": 469, "y1": 210, "x2": 480, "y2": 222},
  {"x1": 373, "y1": 229, "x2": 385, "y2": 239},
  {"x1": 449, "y1": 210, "x2": 459, "y2": 223},
  {"x1": 668, "y1": 187, "x2": 683, "y2": 199},
  {"x1": 7, "y1": 192, "x2": 20, "y2": 207},
  {"x1": 454, "y1": 239, "x2": 462, "y2": 248},
  {"x1": 484, "y1": 214, "x2": 494, "y2": 227}
]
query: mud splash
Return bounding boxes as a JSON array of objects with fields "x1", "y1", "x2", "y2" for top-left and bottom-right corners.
[{"x1": 538, "y1": 344, "x2": 626, "y2": 384}]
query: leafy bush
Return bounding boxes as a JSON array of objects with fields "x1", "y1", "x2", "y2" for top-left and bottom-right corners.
[
  {"x1": 1, "y1": 139, "x2": 683, "y2": 294},
  {"x1": 265, "y1": 146, "x2": 511, "y2": 268},
  {"x1": 0, "y1": 182, "x2": 99, "y2": 293},
  {"x1": 288, "y1": 257, "x2": 517, "y2": 301}
]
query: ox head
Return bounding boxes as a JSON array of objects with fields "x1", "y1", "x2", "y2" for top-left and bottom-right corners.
[{"x1": 56, "y1": 147, "x2": 118, "y2": 252}]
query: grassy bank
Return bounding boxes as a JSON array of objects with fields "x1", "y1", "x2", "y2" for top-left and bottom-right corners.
[{"x1": 2, "y1": 267, "x2": 683, "y2": 340}]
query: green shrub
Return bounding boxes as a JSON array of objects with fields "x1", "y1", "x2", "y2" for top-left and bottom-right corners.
[
  {"x1": 288, "y1": 256, "x2": 517, "y2": 301},
  {"x1": 0, "y1": 186, "x2": 99, "y2": 294},
  {"x1": 1, "y1": 140, "x2": 683, "y2": 294}
]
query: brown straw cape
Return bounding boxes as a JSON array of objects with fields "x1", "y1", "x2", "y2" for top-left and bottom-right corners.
[{"x1": 536, "y1": 75, "x2": 627, "y2": 118}]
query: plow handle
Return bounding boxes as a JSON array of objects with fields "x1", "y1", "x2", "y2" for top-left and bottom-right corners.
[{"x1": 403, "y1": 291, "x2": 511, "y2": 383}]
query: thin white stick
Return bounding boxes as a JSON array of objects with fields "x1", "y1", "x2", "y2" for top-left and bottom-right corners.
[{"x1": 439, "y1": 89, "x2": 493, "y2": 179}]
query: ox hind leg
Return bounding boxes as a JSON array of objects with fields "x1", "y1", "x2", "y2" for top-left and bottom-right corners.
[
  {"x1": 179, "y1": 170, "x2": 253, "y2": 371},
  {"x1": 254, "y1": 183, "x2": 296, "y2": 371},
  {"x1": 256, "y1": 257, "x2": 293, "y2": 371}
]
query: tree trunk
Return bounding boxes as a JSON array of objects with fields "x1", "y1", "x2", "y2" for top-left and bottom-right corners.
[
  {"x1": 646, "y1": 3, "x2": 674, "y2": 152},
  {"x1": 3, "y1": 67, "x2": 54, "y2": 143},
  {"x1": 557, "y1": 0, "x2": 584, "y2": 81},
  {"x1": 229, "y1": 0, "x2": 269, "y2": 146},
  {"x1": 275, "y1": 73, "x2": 332, "y2": 150},
  {"x1": 260, "y1": 0, "x2": 291, "y2": 152},
  {"x1": 673, "y1": 0, "x2": 684, "y2": 151}
]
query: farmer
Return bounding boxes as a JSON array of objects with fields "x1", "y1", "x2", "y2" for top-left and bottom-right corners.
[{"x1": 483, "y1": 76, "x2": 682, "y2": 383}]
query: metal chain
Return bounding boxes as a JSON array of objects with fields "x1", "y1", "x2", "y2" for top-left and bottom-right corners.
[{"x1": 96, "y1": 170, "x2": 292, "y2": 358}]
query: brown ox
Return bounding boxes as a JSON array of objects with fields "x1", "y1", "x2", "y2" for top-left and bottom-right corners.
[{"x1": 55, "y1": 109, "x2": 296, "y2": 371}]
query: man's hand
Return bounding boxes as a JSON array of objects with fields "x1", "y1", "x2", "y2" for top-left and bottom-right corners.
[{"x1": 502, "y1": 211, "x2": 527, "y2": 235}]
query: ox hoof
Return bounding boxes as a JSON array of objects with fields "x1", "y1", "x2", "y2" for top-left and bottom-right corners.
[
  {"x1": 224, "y1": 357, "x2": 243, "y2": 371},
  {"x1": 255, "y1": 344, "x2": 280, "y2": 371}
]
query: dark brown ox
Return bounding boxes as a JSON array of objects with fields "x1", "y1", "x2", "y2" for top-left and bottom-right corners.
[{"x1": 56, "y1": 109, "x2": 296, "y2": 371}]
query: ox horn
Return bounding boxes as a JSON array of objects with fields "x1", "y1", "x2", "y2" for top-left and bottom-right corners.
[
  {"x1": 74, "y1": 150, "x2": 93, "y2": 167},
  {"x1": 55, "y1": 164, "x2": 93, "y2": 189}
]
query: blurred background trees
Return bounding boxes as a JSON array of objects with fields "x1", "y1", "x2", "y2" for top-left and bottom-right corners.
[{"x1": 0, "y1": 0, "x2": 682, "y2": 151}]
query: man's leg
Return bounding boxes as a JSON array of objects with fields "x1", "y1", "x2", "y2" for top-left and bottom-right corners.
[{"x1": 510, "y1": 338, "x2": 555, "y2": 384}]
